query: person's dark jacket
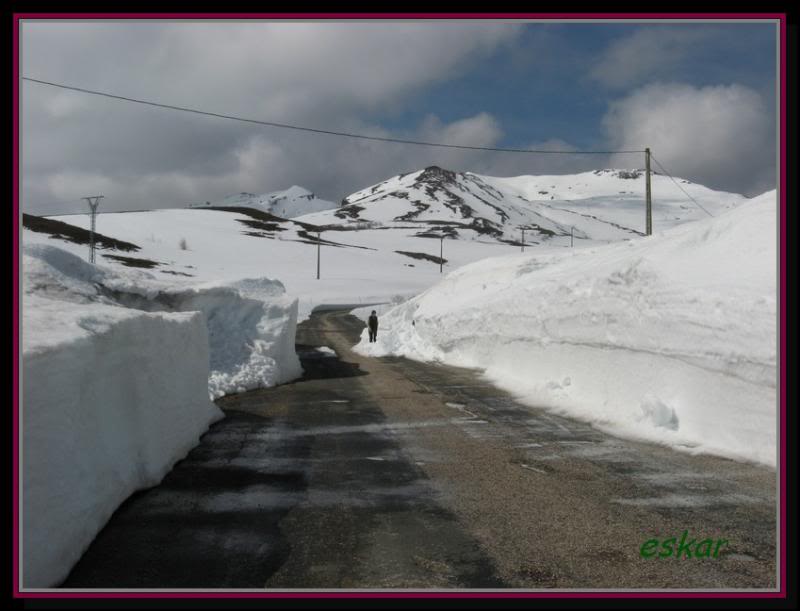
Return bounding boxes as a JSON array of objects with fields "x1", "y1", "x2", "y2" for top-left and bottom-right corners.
[{"x1": 368, "y1": 314, "x2": 378, "y2": 331}]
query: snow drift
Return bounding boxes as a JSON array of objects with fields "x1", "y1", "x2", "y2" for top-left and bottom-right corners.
[
  {"x1": 356, "y1": 191, "x2": 777, "y2": 466},
  {"x1": 21, "y1": 243, "x2": 301, "y2": 587}
]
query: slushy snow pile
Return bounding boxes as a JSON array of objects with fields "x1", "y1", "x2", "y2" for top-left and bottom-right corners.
[
  {"x1": 356, "y1": 191, "x2": 777, "y2": 466},
  {"x1": 21, "y1": 243, "x2": 301, "y2": 587}
]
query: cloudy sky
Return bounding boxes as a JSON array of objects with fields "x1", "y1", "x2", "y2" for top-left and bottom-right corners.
[{"x1": 20, "y1": 19, "x2": 778, "y2": 215}]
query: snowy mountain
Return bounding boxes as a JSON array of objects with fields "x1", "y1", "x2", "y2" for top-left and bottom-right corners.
[
  {"x1": 297, "y1": 166, "x2": 747, "y2": 244},
  {"x1": 194, "y1": 185, "x2": 337, "y2": 219},
  {"x1": 28, "y1": 166, "x2": 757, "y2": 323}
]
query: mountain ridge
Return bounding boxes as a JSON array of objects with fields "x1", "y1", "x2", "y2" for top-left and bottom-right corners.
[
  {"x1": 295, "y1": 165, "x2": 747, "y2": 244},
  {"x1": 192, "y1": 185, "x2": 337, "y2": 219}
]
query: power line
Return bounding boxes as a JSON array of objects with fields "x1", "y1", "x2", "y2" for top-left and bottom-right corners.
[
  {"x1": 649, "y1": 154, "x2": 714, "y2": 218},
  {"x1": 22, "y1": 77, "x2": 645, "y2": 155}
]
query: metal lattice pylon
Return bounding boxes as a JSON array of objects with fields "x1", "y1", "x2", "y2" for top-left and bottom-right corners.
[{"x1": 82, "y1": 195, "x2": 104, "y2": 263}]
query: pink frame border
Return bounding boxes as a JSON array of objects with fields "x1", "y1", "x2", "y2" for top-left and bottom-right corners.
[{"x1": 12, "y1": 12, "x2": 788, "y2": 601}]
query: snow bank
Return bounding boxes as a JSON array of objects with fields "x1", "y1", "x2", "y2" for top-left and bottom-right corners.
[
  {"x1": 21, "y1": 244, "x2": 302, "y2": 587},
  {"x1": 208, "y1": 277, "x2": 302, "y2": 396},
  {"x1": 356, "y1": 191, "x2": 777, "y2": 466},
  {"x1": 22, "y1": 244, "x2": 223, "y2": 587},
  {"x1": 102, "y1": 276, "x2": 302, "y2": 398}
]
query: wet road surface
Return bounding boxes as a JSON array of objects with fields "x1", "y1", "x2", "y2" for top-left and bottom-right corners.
[{"x1": 62, "y1": 310, "x2": 777, "y2": 590}]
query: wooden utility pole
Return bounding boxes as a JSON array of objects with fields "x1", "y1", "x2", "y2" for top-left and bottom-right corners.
[
  {"x1": 316, "y1": 231, "x2": 321, "y2": 279},
  {"x1": 645, "y1": 147, "x2": 652, "y2": 236},
  {"x1": 439, "y1": 235, "x2": 444, "y2": 274},
  {"x1": 521, "y1": 228, "x2": 525, "y2": 252},
  {"x1": 571, "y1": 226, "x2": 574, "y2": 247},
  {"x1": 82, "y1": 195, "x2": 104, "y2": 263}
]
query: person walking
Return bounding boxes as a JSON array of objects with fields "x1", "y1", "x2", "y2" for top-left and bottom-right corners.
[{"x1": 368, "y1": 310, "x2": 379, "y2": 343}]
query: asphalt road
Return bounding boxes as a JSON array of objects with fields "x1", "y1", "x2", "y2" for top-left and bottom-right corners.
[{"x1": 62, "y1": 310, "x2": 777, "y2": 590}]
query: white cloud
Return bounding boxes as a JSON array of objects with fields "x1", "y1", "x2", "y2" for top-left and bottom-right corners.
[
  {"x1": 604, "y1": 83, "x2": 775, "y2": 196},
  {"x1": 20, "y1": 103, "x2": 600, "y2": 215},
  {"x1": 417, "y1": 112, "x2": 504, "y2": 147},
  {"x1": 44, "y1": 171, "x2": 116, "y2": 200},
  {"x1": 22, "y1": 22, "x2": 521, "y2": 120},
  {"x1": 590, "y1": 27, "x2": 717, "y2": 89},
  {"x1": 20, "y1": 23, "x2": 775, "y2": 213},
  {"x1": 21, "y1": 21, "x2": 524, "y2": 213},
  {"x1": 21, "y1": 111, "x2": 516, "y2": 214}
]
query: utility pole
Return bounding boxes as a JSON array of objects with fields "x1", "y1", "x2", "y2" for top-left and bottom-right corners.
[
  {"x1": 521, "y1": 228, "x2": 525, "y2": 253},
  {"x1": 571, "y1": 226, "x2": 574, "y2": 247},
  {"x1": 316, "y1": 230, "x2": 321, "y2": 279},
  {"x1": 439, "y1": 234, "x2": 444, "y2": 274},
  {"x1": 645, "y1": 147, "x2": 652, "y2": 236},
  {"x1": 82, "y1": 195, "x2": 104, "y2": 263}
]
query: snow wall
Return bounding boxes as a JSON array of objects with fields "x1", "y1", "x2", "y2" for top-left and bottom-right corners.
[
  {"x1": 21, "y1": 244, "x2": 301, "y2": 587},
  {"x1": 98, "y1": 276, "x2": 303, "y2": 399},
  {"x1": 356, "y1": 192, "x2": 778, "y2": 467}
]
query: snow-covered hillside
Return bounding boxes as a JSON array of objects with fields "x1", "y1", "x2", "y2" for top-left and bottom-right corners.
[
  {"x1": 298, "y1": 166, "x2": 747, "y2": 244},
  {"x1": 25, "y1": 207, "x2": 510, "y2": 322},
  {"x1": 27, "y1": 166, "x2": 757, "y2": 323},
  {"x1": 355, "y1": 191, "x2": 778, "y2": 467},
  {"x1": 194, "y1": 185, "x2": 337, "y2": 219}
]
